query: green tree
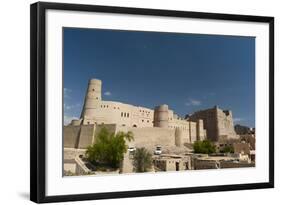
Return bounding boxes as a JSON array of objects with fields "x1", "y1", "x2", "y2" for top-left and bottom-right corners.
[
  {"x1": 193, "y1": 140, "x2": 216, "y2": 154},
  {"x1": 86, "y1": 127, "x2": 134, "y2": 168},
  {"x1": 220, "y1": 145, "x2": 234, "y2": 153},
  {"x1": 133, "y1": 147, "x2": 152, "y2": 172}
]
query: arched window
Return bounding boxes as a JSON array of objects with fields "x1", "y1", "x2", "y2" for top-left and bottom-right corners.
[
  {"x1": 121, "y1": 112, "x2": 123, "y2": 117},
  {"x1": 127, "y1": 113, "x2": 129, "y2": 117}
]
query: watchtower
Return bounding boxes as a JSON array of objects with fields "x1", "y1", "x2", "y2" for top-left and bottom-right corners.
[{"x1": 81, "y1": 79, "x2": 102, "y2": 119}]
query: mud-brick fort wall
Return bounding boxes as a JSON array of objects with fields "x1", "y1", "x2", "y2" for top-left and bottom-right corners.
[
  {"x1": 189, "y1": 106, "x2": 219, "y2": 141},
  {"x1": 189, "y1": 106, "x2": 237, "y2": 141},
  {"x1": 64, "y1": 124, "x2": 177, "y2": 149},
  {"x1": 64, "y1": 125, "x2": 96, "y2": 149},
  {"x1": 126, "y1": 127, "x2": 176, "y2": 148},
  {"x1": 216, "y1": 108, "x2": 237, "y2": 140}
]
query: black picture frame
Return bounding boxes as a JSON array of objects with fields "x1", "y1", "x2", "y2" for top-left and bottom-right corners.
[{"x1": 30, "y1": 2, "x2": 274, "y2": 203}]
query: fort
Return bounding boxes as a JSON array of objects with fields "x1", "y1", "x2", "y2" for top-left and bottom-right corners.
[
  {"x1": 63, "y1": 78, "x2": 254, "y2": 174},
  {"x1": 64, "y1": 78, "x2": 210, "y2": 149},
  {"x1": 64, "y1": 78, "x2": 241, "y2": 148}
]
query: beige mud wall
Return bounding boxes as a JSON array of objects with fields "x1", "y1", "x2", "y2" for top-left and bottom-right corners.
[
  {"x1": 64, "y1": 126, "x2": 80, "y2": 148},
  {"x1": 77, "y1": 125, "x2": 95, "y2": 149},
  {"x1": 126, "y1": 127, "x2": 175, "y2": 148}
]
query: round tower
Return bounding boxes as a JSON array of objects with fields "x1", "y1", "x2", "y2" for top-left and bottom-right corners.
[
  {"x1": 175, "y1": 127, "x2": 183, "y2": 147},
  {"x1": 70, "y1": 119, "x2": 82, "y2": 126},
  {"x1": 153, "y1": 104, "x2": 169, "y2": 128},
  {"x1": 81, "y1": 79, "x2": 102, "y2": 119}
]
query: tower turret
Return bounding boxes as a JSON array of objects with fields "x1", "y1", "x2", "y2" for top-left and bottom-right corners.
[
  {"x1": 175, "y1": 127, "x2": 183, "y2": 147},
  {"x1": 153, "y1": 104, "x2": 169, "y2": 128},
  {"x1": 81, "y1": 79, "x2": 102, "y2": 119}
]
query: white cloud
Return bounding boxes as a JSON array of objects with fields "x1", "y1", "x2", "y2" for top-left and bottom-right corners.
[
  {"x1": 64, "y1": 88, "x2": 71, "y2": 93},
  {"x1": 64, "y1": 88, "x2": 72, "y2": 98},
  {"x1": 64, "y1": 103, "x2": 81, "y2": 110},
  {"x1": 104, "y1": 91, "x2": 112, "y2": 96},
  {"x1": 185, "y1": 98, "x2": 202, "y2": 106},
  {"x1": 64, "y1": 115, "x2": 78, "y2": 125},
  {"x1": 233, "y1": 118, "x2": 244, "y2": 122}
]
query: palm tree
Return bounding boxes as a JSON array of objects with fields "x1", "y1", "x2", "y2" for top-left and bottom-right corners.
[{"x1": 132, "y1": 147, "x2": 152, "y2": 172}]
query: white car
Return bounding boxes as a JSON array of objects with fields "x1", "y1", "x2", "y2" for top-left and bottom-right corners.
[
  {"x1": 128, "y1": 147, "x2": 136, "y2": 153},
  {"x1": 154, "y1": 146, "x2": 162, "y2": 155}
]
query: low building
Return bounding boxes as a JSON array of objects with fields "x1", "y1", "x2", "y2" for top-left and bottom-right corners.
[
  {"x1": 63, "y1": 148, "x2": 92, "y2": 176},
  {"x1": 153, "y1": 154, "x2": 192, "y2": 171},
  {"x1": 239, "y1": 134, "x2": 255, "y2": 150},
  {"x1": 193, "y1": 154, "x2": 253, "y2": 170},
  {"x1": 233, "y1": 142, "x2": 251, "y2": 155}
]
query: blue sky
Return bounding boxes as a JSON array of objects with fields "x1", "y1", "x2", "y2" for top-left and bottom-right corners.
[{"x1": 63, "y1": 28, "x2": 255, "y2": 127}]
